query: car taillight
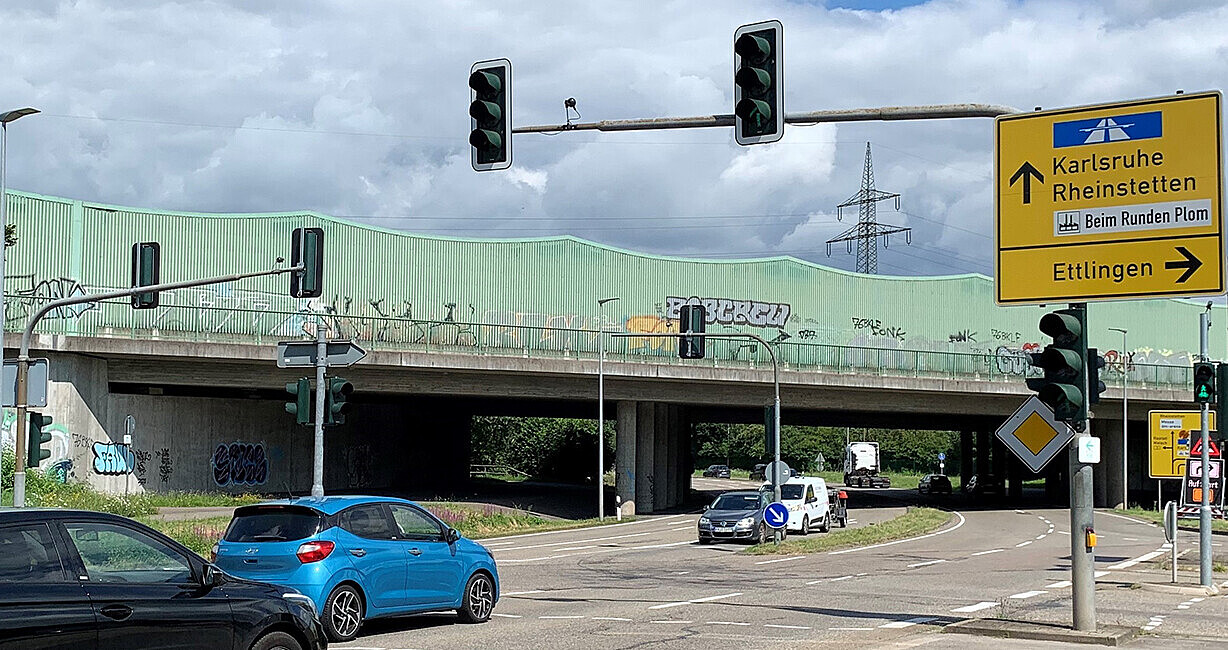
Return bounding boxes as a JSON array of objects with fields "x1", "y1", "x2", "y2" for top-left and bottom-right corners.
[
  {"x1": 837, "y1": 491, "x2": 848, "y2": 500},
  {"x1": 296, "y1": 540, "x2": 335, "y2": 563}
]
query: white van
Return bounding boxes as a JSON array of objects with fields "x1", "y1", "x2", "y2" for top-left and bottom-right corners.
[{"x1": 777, "y1": 477, "x2": 831, "y2": 534}]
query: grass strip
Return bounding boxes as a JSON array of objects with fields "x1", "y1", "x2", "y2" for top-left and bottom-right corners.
[
  {"x1": 1117, "y1": 507, "x2": 1228, "y2": 533},
  {"x1": 141, "y1": 516, "x2": 232, "y2": 557},
  {"x1": 744, "y1": 507, "x2": 953, "y2": 555}
]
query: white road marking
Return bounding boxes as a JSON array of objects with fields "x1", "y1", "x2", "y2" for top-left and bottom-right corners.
[
  {"x1": 829, "y1": 511, "x2": 966, "y2": 555},
  {"x1": 829, "y1": 627, "x2": 874, "y2": 631},
  {"x1": 1015, "y1": 541, "x2": 1033, "y2": 547},
  {"x1": 673, "y1": 571, "x2": 690, "y2": 575},
  {"x1": 880, "y1": 617, "x2": 937, "y2": 629},
  {"x1": 1123, "y1": 537, "x2": 1139, "y2": 542},
  {"x1": 650, "y1": 592, "x2": 742, "y2": 609},
  {"x1": 1035, "y1": 535, "x2": 1046, "y2": 540},
  {"x1": 952, "y1": 601, "x2": 997, "y2": 613},
  {"x1": 492, "y1": 613, "x2": 522, "y2": 619},
  {"x1": 1094, "y1": 571, "x2": 1111, "y2": 578},
  {"x1": 1192, "y1": 597, "x2": 1205, "y2": 602},
  {"x1": 907, "y1": 559, "x2": 946, "y2": 568},
  {"x1": 766, "y1": 624, "x2": 812, "y2": 630},
  {"x1": 481, "y1": 514, "x2": 691, "y2": 542},
  {"x1": 1046, "y1": 580, "x2": 1073, "y2": 589},
  {"x1": 1037, "y1": 515, "x2": 1047, "y2": 521},
  {"x1": 1058, "y1": 530, "x2": 1071, "y2": 535},
  {"x1": 650, "y1": 620, "x2": 693, "y2": 624},
  {"x1": 1016, "y1": 510, "x2": 1027, "y2": 514},
  {"x1": 755, "y1": 555, "x2": 807, "y2": 565},
  {"x1": 593, "y1": 617, "x2": 633, "y2": 622},
  {"x1": 1099, "y1": 511, "x2": 1159, "y2": 528},
  {"x1": 559, "y1": 545, "x2": 598, "y2": 551},
  {"x1": 502, "y1": 590, "x2": 544, "y2": 596},
  {"x1": 539, "y1": 615, "x2": 584, "y2": 620},
  {"x1": 1009, "y1": 590, "x2": 1048, "y2": 599},
  {"x1": 971, "y1": 549, "x2": 1004, "y2": 556},
  {"x1": 706, "y1": 621, "x2": 751, "y2": 626},
  {"x1": 1107, "y1": 550, "x2": 1166, "y2": 570}
]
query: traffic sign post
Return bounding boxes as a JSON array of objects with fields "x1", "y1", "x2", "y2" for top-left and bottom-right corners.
[
  {"x1": 1149, "y1": 410, "x2": 1217, "y2": 479},
  {"x1": 995, "y1": 92, "x2": 1223, "y2": 305}
]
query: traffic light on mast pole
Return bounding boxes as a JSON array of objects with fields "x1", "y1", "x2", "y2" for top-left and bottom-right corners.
[
  {"x1": 469, "y1": 58, "x2": 512, "y2": 171},
  {"x1": 1026, "y1": 307, "x2": 1087, "y2": 426},
  {"x1": 131, "y1": 242, "x2": 161, "y2": 309},
  {"x1": 733, "y1": 20, "x2": 784, "y2": 145},
  {"x1": 324, "y1": 376, "x2": 353, "y2": 426},
  {"x1": 284, "y1": 378, "x2": 311, "y2": 425},
  {"x1": 1194, "y1": 361, "x2": 1216, "y2": 404},
  {"x1": 27, "y1": 412, "x2": 53, "y2": 468},
  {"x1": 678, "y1": 304, "x2": 706, "y2": 359}
]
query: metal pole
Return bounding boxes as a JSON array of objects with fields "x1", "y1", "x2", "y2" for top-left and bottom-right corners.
[
  {"x1": 1, "y1": 122, "x2": 9, "y2": 357},
  {"x1": 598, "y1": 323, "x2": 605, "y2": 520},
  {"x1": 1109, "y1": 328, "x2": 1128, "y2": 509},
  {"x1": 1199, "y1": 309, "x2": 1212, "y2": 587},
  {"x1": 1069, "y1": 302, "x2": 1095, "y2": 632},
  {"x1": 12, "y1": 354, "x2": 27, "y2": 507},
  {"x1": 312, "y1": 313, "x2": 326, "y2": 499}
]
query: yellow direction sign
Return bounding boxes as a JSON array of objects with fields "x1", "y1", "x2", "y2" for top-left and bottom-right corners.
[
  {"x1": 996, "y1": 396, "x2": 1075, "y2": 473},
  {"x1": 1149, "y1": 410, "x2": 1217, "y2": 479},
  {"x1": 995, "y1": 91, "x2": 1224, "y2": 304}
]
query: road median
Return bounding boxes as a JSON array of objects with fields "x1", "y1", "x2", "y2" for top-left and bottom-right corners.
[{"x1": 745, "y1": 507, "x2": 953, "y2": 555}]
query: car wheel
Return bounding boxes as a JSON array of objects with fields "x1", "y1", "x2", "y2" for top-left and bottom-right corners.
[
  {"x1": 323, "y1": 584, "x2": 365, "y2": 642},
  {"x1": 457, "y1": 572, "x2": 495, "y2": 623},
  {"x1": 251, "y1": 631, "x2": 302, "y2": 650},
  {"x1": 800, "y1": 516, "x2": 810, "y2": 536},
  {"x1": 698, "y1": 537, "x2": 712, "y2": 545},
  {"x1": 754, "y1": 523, "x2": 767, "y2": 545},
  {"x1": 819, "y1": 513, "x2": 831, "y2": 533}
]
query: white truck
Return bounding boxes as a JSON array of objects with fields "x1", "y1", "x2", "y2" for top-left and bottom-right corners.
[{"x1": 844, "y1": 441, "x2": 891, "y2": 488}]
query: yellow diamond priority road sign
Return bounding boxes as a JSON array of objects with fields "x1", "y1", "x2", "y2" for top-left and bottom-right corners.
[
  {"x1": 996, "y1": 91, "x2": 1224, "y2": 304},
  {"x1": 996, "y1": 396, "x2": 1076, "y2": 473}
]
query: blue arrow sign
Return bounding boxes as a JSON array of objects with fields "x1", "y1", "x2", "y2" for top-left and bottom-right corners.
[
  {"x1": 938, "y1": 452, "x2": 946, "y2": 461},
  {"x1": 763, "y1": 502, "x2": 789, "y2": 529}
]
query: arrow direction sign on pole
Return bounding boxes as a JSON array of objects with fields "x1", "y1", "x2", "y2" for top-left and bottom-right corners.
[
  {"x1": 276, "y1": 340, "x2": 367, "y2": 368},
  {"x1": 763, "y1": 502, "x2": 789, "y2": 529},
  {"x1": 995, "y1": 91, "x2": 1223, "y2": 304}
]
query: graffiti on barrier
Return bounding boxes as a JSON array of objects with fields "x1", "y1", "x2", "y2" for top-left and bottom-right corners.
[
  {"x1": 212, "y1": 442, "x2": 268, "y2": 487},
  {"x1": 92, "y1": 442, "x2": 136, "y2": 475},
  {"x1": 134, "y1": 449, "x2": 151, "y2": 486},
  {"x1": 664, "y1": 296, "x2": 791, "y2": 329}
]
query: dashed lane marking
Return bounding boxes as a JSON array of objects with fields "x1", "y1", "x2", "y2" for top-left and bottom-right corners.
[
  {"x1": 829, "y1": 627, "x2": 874, "y2": 631},
  {"x1": 1094, "y1": 571, "x2": 1111, "y2": 578},
  {"x1": 1015, "y1": 541, "x2": 1033, "y2": 548},
  {"x1": 502, "y1": 590, "x2": 544, "y2": 596},
  {"x1": 907, "y1": 559, "x2": 947, "y2": 568},
  {"x1": 650, "y1": 620, "x2": 693, "y2": 624},
  {"x1": 971, "y1": 549, "x2": 1004, "y2": 556},
  {"x1": 880, "y1": 617, "x2": 938, "y2": 629},
  {"x1": 593, "y1": 617, "x2": 632, "y2": 622},
  {"x1": 539, "y1": 615, "x2": 584, "y2": 619},
  {"x1": 492, "y1": 613, "x2": 522, "y2": 619},
  {"x1": 1046, "y1": 580, "x2": 1073, "y2": 589},
  {"x1": 1009, "y1": 590, "x2": 1048, "y2": 599},
  {"x1": 826, "y1": 576, "x2": 854, "y2": 582},
  {"x1": 1107, "y1": 550, "x2": 1166, "y2": 570},
  {"x1": 649, "y1": 592, "x2": 742, "y2": 609},
  {"x1": 952, "y1": 602, "x2": 997, "y2": 613},
  {"x1": 755, "y1": 555, "x2": 807, "y2": 565},
  {"x1": 706, "y1": 621, "x2": 752, "y2": 626},
  {"x1": 766, "y1": 624, "x2": 812, "y2": 630}
]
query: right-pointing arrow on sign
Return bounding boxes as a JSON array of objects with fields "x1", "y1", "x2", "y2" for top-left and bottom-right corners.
[{"x1": 1164, "y1": 246, "x2": 1203, "y2": 283}]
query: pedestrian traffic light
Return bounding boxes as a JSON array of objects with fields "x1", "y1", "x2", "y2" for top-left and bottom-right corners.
[
  {"x1": 678, "y1": 304, "x2": 706, "y2": 359},
  {"x1": 733, "y1": 20, "x2": 784, "y2": 146},
  {"x1": 290, "y1": 227, "x2": 324, "y2": 299},
  {"x1": 1026, "y1": 307, "x2": 1087, "y2": 425},
  {"x1": 27, "y1": 412, "x2": 52, "y2": 468},
  {"x1": 1087, "y1": 348, "x2": 1107, "y2": 405},
  {"x1": 469, "y1": 58, "x2": 512, "y2": 171},
  {"x1": 284, "y1": 378, "x2": 311, "y2": 425},
  {"x1": 1194, "y1": 361, "x2": 1216, "y2": 404},
  {"x1": 1216, "y1": 363, "x2": 1228, "y2": 417},
  {"x1": 324, "y1": 376, "x2": 353, "y2": 425},
  {"x1": 131, "y1": 241, "x2": 160, "y2": 309}
]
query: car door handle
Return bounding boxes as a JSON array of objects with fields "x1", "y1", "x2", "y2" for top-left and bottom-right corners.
[
  {"x1": 349, "y1": 548, "x2": 367, "y2": 557},
  {"x1": 100, "y1": 604, "x2": 132, "y2": 621},
  {"x1": 408, "y1": 548, "x2": 422, "y2": 556}
]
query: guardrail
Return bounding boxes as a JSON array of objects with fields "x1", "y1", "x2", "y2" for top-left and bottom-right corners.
[
  {"x1": 5, "y1": 296, "x2": 1192, "y2": 390},
  {"x1": 470, "y1": 464, "x2": 531, "y2": 479}
]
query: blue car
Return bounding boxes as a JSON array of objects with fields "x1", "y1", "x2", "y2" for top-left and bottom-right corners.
[{"x1": 213, "y1": 496, "x2": 499, "y2": 642}]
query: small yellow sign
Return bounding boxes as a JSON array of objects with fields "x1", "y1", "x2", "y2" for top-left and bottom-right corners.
[
  {"x1": 1150, "y1": 410, "x2": 1217, "y2": 479},
  {"x1": 997, "y1": 396, "x2": 1074, "y2": 473},
  {"x1": 996, "y1": 91, "x2": 1223, "y2": 304}
]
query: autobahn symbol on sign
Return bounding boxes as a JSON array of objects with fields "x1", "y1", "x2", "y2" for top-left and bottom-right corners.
[
  {"x1": 995, "y1": 91, "x2": 1223, "y2": 304},
  {"x1": 996, "y1": 396, "x2": 1075, "y2": 473},
  {"x1": 763, "y1": 502, "x2": 789, "y2": 529}
]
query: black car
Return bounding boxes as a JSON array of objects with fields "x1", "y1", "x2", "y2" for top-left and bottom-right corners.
[
  {"x1": 702, "y1": 464, "x2": 732, "y2": 479},
  {"x1": 0, "y1": 509, "x2": 326, "y2": 650},
  {"x1": 748, "y1": 464, "x2": 767, "y2": 481},
  {"x1": 918, "y1": 474, "x2": 952, "y2": 494}
]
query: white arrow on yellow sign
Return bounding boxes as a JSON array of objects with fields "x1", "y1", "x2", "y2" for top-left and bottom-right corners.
[{"x1": 996, "y1": 396, "x2": 1076, "y2": 474}]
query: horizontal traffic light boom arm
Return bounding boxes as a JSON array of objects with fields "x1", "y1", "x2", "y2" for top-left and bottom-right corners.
[{"x1": 511, "y1": 103, "x2": 1020, "y2": 134}]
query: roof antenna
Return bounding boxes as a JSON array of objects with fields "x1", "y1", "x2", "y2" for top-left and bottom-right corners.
[{"x1": 564, "y1": 97, "x2": 581, "y2": 128}]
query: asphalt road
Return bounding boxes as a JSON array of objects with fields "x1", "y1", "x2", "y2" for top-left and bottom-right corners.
[{"x1": 332, "y1": 477, "x2": 1228, "y2": 649}]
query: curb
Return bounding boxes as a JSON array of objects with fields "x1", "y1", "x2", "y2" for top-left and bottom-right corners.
[
  {"x1": 944, "y1": 619, "x2": 1138, "y2": 646},
  {"x1": 1136, "y1": 582, "x2": 1220, "y2": 597}
]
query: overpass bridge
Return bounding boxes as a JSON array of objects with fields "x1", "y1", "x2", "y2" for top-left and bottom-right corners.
[{"x1": 2, "y1": 190, "x2": 1211, "y2": 512}]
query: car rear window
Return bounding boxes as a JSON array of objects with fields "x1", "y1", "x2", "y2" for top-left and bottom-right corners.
[{"x1": 224, "y1": 506, "x2": 324, "y2": 543}]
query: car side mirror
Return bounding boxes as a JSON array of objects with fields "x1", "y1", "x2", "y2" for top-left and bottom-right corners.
[
  {"x1": 446, "y1": 528, "x2": 461, "y2": 544},
  {"x1": 702, "y1": 505, "x2": 709, "y2": 511},
  {"x1": 202, "y1": 564, "x2": 225, "y2": 588}
]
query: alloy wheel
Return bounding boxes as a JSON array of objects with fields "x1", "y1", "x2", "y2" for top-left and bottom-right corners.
[
  {"x1": 469, "y1": 575, "x2": 494, "y2": 620},
  {"x1": 331, "y1": 589, "x2": 362, "y2": 639}
]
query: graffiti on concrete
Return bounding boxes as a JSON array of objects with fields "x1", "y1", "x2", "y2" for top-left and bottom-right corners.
[
  {"x1": 665, "y1": 296, "x2": 791, "y2": 329},
  {"x1": 994, "y1": 343, "x2": 1041, "y2": 376},
  {"x1": 345, "y1": 444, "x2": 372, "y2": 488},
  {"x1": 134, "y1": 449, "x2": 151, "y2": 486},
  {"x1": 156, "y1": 448, "x2": 174, "y2": 484},
  {"x1": 92, "y1": 442, "x2": 136, "y2": 475},
  {"x1": 212, "y1": 442, "x2": 268, "y2": 487}
]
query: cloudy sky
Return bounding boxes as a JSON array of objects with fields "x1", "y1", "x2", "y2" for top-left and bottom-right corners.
[{"x1": 3, "y1": 0, "x2": 1226, "y2": 277}]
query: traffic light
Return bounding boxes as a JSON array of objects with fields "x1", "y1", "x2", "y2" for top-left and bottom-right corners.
[
  {"x1": 1026, "y1": 307, "x2": 1086, "y2": 424},
  {"x1": 469, "y1": 58, "x2": 512, "y2": 171},
  {"x1": 324, "y1": 376, "x2": 353, "y2": 425},
  {"x1": 764, "y1": 404, "x2": 777, "y2": 455},
  {"x1": 1194, "y1": 361, "x2": 1216, "y2": 404},
  {"x1": 131, "y1": 242, "x2": 160, "y2": 309},
  {"x1": 733, "y1": 20, "x2": 784, "y2": 145},
  {"x1": 678, "y1": 304, "x2": 706, "y2": 359},
  {"x1": 284, "y1": 378, "x2": 311, "y2": 425},
  {"x1": 1216, "y1": 363, "x2": 1228, "y2": 418},
  {"x1": 1087, "y1": 348, "x2": 1107, "y2": 405},
  {"x1": 290, "y1": 227, "x2": 324, "y2": 299},
  {"x1": 27, "y1": 412, "x2": 52, "y2": 468}
]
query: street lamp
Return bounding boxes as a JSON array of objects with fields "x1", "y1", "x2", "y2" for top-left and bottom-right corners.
[
  {"x1": 1108, "y1": 327, "x2": 1127, "y2": 509},
  {"x1": 596, "y1": 296, "x2": 620, "y2": 520},
  {"x1": 0, "y1": 107, "x2": 39, "y2": 353}
]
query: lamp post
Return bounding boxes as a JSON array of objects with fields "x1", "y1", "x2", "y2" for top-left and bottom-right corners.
[
  {"x1": 596, "y1": 296, "x2": 620, "y2": 519},
  {"x1": 1109, "y1": 327, "x2": 1127, "y2": 509},
  {"x1": 1, "y1": 107, "x2": 38, "y2": 507}
]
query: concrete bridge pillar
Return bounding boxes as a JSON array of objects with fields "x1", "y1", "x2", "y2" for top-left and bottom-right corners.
[
  {"x1": 635, "y1": 402, "x2": 656, "y2": 513},
  {"x1": 665, "y1": 405, "x2": 679, "y2": 509},
  {"x1": 615, "y1": 401, "x2": 637, "y2": 516},
  {"x1": 976, "y1": 429, "x2": 990, "y2": 479},
  {"x1": 960, "y1": 430, "x2": 974, "y2": 489},
  {"x1": 654, "y1": 404, "x2": 669, "y2": 509},
  {"x1": 1091, "y1": 418, "x2": 1115, "y2": 508}
]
